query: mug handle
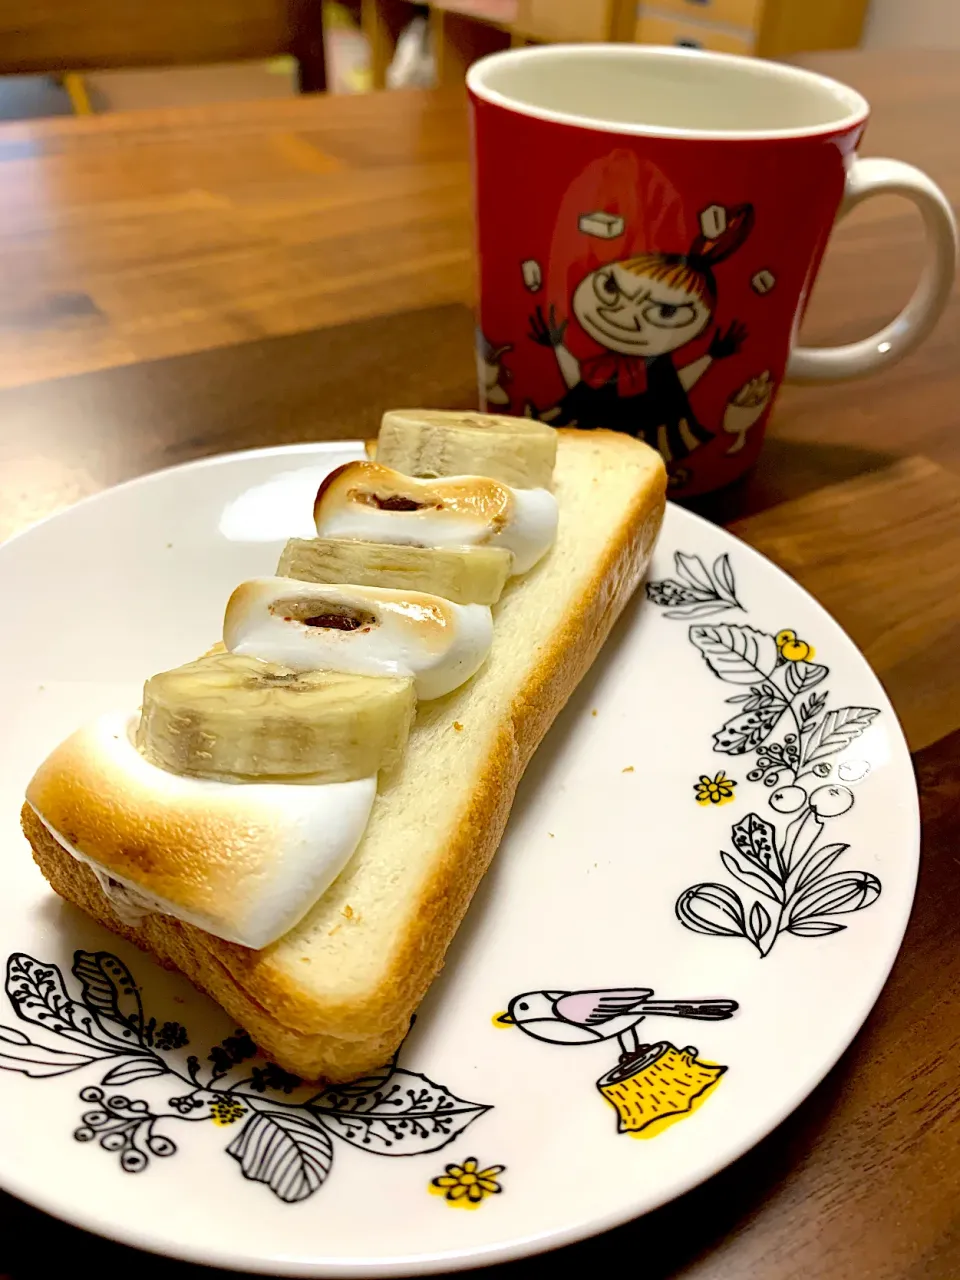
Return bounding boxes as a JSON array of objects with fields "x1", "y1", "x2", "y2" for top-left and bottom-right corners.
[{"x1": 787, "y1": 156, "x2": 958, "y2": 383}]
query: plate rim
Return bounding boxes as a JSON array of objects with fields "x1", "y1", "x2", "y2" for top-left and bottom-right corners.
[{"x1": 0, "y1": 442, "x2": 920, "y2": 1276}]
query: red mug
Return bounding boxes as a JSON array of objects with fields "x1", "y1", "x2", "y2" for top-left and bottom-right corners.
[{"x1": 467, "y1": 45, "x2": 957, "y2": 497}]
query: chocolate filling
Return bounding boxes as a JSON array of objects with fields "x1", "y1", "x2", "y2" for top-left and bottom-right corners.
[
  {"x1": 303, "y1": 613, "x2": 363, "y2": 631},
  {"x1": 271, "y1": 599, "x2": 376, "y2": 631}
]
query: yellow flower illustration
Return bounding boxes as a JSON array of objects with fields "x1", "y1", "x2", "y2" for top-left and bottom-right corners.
[
  {"x1": 209, "y1": 1097, "x2": 247, "y2": 1126},
  {"x1": 694, "y1": 772, "x2": 737, "y2": 806},
  {"x1": 430, "y1": 1157, "x2": 505, "y2": 1208},
  {"x1": 776, "y1": 628, "x2": 815, "y2": 661}
]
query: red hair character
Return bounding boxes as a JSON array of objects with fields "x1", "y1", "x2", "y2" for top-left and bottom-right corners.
[{"x1": 528, "y1": 204, "x2": 754, "y2": 464}]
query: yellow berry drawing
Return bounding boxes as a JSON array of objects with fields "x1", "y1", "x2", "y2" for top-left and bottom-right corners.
[
  {"x1": 430, "y1": 1157, "x2": 505, "y2": 1208},
  {"x1": 496, "y1": 988, "x2": 737, "y2": 1137},
  {"x1": 775, "y1": 628, "x2": 816, "y2": 661}
]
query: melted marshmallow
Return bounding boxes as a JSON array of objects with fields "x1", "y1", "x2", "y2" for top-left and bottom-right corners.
[
  {"x1": 30, "y1": 712, "x2": 376, "y2": 950},
  {"x1": 224, "y1": 577, "x2": 493, "y2": 701},
  {"x1": 314, "y1": 463, "x2": 558, "y2": 575}
]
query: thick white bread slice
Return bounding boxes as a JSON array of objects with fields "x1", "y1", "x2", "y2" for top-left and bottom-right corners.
[{"x1": 23, "y1": 429, "x2": 666, "y2": 1081}]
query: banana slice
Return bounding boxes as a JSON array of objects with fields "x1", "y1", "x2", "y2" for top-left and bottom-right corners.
[
  {"x1": 313, "y1": 461, "x2": 558, "y2": 576},
  {"x1": 277, "y1": 537, "x2": 512, "y2": 605},
  {"x1": 224, "y1": 577, "x2": 494, "y2": 701},
  {"x1": 137, "y1": 652, "x2": 415, "y2": 784},
  {"x1": 378, "y1": 409, "x2": 557, "y2": 489}
]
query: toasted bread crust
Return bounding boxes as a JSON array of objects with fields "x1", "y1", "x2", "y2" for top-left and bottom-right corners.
[
  {"x1": 22, "y1": 805, "x2": 404, "y2": 1081},
  {"x1": 24, "y1": 430, "x2": 666, "y2": 1080}
]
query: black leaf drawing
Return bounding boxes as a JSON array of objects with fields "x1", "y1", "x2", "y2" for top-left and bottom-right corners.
[
  {"x1": 1, "y1": 951, "x2": 494, "y2": 1204},
  {"x1": 72, "y1": 951, "x2": 145, "y2": 1042},
  {"x1": 6, "y1": 955, "x2": 132, "y2": 1056},
  {"x1": 731, "y1": 813, "x2": 781, "y2": 876},
  {"x1": 798, "y1": 691, "x2": 828, "y2": 722},
  {"x1": 690, "y1": 624, "x2": 779, "y2": 686},
  {"x1": 787, "y1": 919, "x2": 846, "y2": 938},
  {"x1": 788, "y1": 871, "x2": 882, "y2": 923},
  {"x1": 713, "y1": 700, "x2": 788, "y2": 754},
  {"x1": 801, "y1": 707, "x2": 879, "y2": 767},
  {"x1": 646, "y1": 551, "x2": 745, "y2": 619},
  {"x1": 790, "y1": 842, "x2": 849, "y2": 893},
  {"x1": 782, "y1": 810, "x2": 825, "y2": 876},
  {"x1": 720, "y1": 851, "x2": 784, "y2": 902},
  {"x1": 679, "y1": 808, "x2": 881, "y2": 957},
  {"x1": 748, "y1": 902, "x2": 771, "y2": 946},
  {"x1": 101, "y1": 1058, "x2": 169, "y2": 1086},
  {"x1": 311, "y1": 1069, "x2": 490, "y2": 1156},
  {"x1": 676, "y1": 552, "x2": 716, "y2": 595},
  {"x1": 227, "y1": 1110, "x2": 334, "y2": 1204},
  {"x1": 0, "y1": 1025, "x2": 98, "y2": 1078},
  {"x1": 675, "y1": 884, "x2": 747, "y2": 938},
  {"x1": 783, "y1": 661, "x2": 828, "y2": 698}
]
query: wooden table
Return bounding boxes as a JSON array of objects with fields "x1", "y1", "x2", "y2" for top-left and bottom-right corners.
[{"x1": 1, "y1": 48, "x2": 958, "y2": 1280}]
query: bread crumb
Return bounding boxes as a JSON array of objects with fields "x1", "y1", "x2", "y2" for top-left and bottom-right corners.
[
  {"x1": 591, "y1": 709, "x2": 598, "y2": 717},
  {"x1": 622, "y1": 766, "x2": 634, "y2": 773},
  {"x1": 37, "y1": 685, "x2": 45, "y2": 691},
  {"x1": 165, "y1": 542, "x2": 173, "y2": 549},
  {"x1": 548, "y1": 832, "x2": 555, "y2": 838},
  {"x1": 453, "y1": 721, "x2": 464, "y2": 732},
  {"x1": 300, "y1": 956, "x2": 312, "y2": 964},
  {"x1": 327, "y1": 923, "x2": 341, "y2": 937},
  {"x1": 342, "y1": 904, "x2": 354, "y2": 919}
]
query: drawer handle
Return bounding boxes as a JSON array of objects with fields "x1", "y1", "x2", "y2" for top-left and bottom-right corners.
[{"x1": 675, "y1": 38, "x2": 704, "y2": 48}]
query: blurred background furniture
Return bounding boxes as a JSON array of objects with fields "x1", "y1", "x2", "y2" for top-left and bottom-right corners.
[
  {"x1": 629, "y1": 0, "x2": 870, "y2": 59},
  {"x1": 0, "y1": 0, "x2": 945, "y2": 116},
  {"x1": 0, "y1": 0, "x2": 328, "y2": 100},
  {"x1": 364, "y1": 0, "x2": 871, "y2": 86}
]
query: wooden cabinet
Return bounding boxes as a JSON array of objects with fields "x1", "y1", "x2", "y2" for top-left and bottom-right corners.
[
  {"x1": 650, "y1": 0, "x2": 763, "y2": 29},
  {"x1": 513, "y1": 1, "x2": 633, "y2": 42},
  {"x1": 631, "y1": 0, "x2": 871, "y2": 59},
  {"x1": 634, "y1": 9, "x2": 754, "y2": 54}
]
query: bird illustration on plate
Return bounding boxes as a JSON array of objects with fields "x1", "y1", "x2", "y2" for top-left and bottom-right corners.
[{"x1": 494, "y1": 986, "x2": 738, "y2": 1137}]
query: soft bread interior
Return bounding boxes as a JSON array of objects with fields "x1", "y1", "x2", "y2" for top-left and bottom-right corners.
[{"x1": 25, "y1": 429, "x2": 666, "y2": 1079}]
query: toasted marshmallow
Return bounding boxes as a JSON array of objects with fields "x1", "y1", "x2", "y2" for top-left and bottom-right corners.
[
  {"x1": 313, "y1": 461, "x2": 558, "y2": 575},
  {"x1": 26, "y1": 712, "x2": 377, "y2": 950},
  {"x1": 224, "y1": 577, "x2": 493, "y2": 701}
]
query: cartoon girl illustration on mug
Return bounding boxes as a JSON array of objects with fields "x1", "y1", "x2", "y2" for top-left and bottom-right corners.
[{"x1": 527, "y1": 203, "x2": 754, "y2": 464}]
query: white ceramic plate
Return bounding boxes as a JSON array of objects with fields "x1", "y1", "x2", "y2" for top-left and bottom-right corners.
[{"x1": 0, "y1": 443, "x2": 918, "y2": 1276}]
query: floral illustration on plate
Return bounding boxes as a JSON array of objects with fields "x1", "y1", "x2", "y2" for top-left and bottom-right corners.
[
  {"x1": 0, "y1": 950, "x2": 491, "y2": 1203},
  {"x1": 430, "y1": 1156, "x2": 505, "y2": 1209},
  {"x1": 646, "y1": 551, "x2": 744, "y2": 619},
  {"x1": 650, "y1": 549, "x2": 883, "y2": 956},
  {"x1": 495, "y1": 986, "x2": 737, "y2": 1136},
  {"x1": 694, "y1": 771, "x2": 737, "y2": 806}
]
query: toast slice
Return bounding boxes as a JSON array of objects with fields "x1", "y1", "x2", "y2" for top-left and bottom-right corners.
[{"x1": 23, "y1": 429, "x2": 666, "y2": 1081}]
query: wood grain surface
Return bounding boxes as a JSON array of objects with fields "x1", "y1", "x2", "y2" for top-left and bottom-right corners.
[{"x1": 0, "y1": 47, "x2": 957, "y2": 1280}]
